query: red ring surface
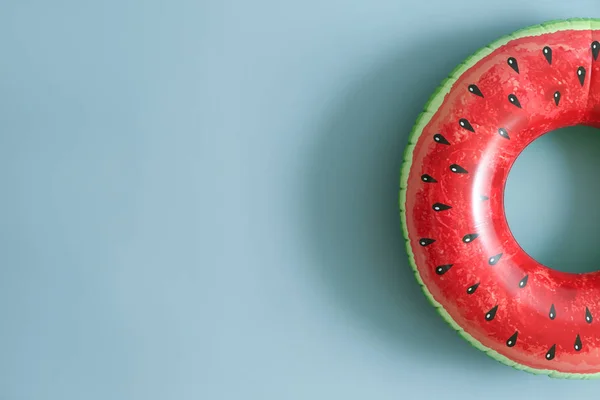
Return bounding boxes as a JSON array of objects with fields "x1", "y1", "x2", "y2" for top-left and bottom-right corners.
[{"x1": 403, "y1": 25, "x2": 600, "y2": 374}]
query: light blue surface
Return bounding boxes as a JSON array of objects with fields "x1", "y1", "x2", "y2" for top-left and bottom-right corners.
[
  {"x1": 506, "y1": 126, "x2": 600, "y2": 274},
  {"x1": 2, "y1": 1, "x2": 600, "y2": 399}
]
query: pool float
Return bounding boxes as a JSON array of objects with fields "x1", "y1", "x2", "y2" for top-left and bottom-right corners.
[{"x1": 399, "y1": 19, "x2": 600, "y2": 378}]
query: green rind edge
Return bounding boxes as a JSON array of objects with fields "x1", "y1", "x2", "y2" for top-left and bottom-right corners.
[{"x1": 399, "y1": 18, "x2": 600, "y2": 379}]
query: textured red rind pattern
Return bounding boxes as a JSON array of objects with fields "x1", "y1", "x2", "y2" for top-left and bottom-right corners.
[{"x1": 406, "y1": 29, "x2": 600, "y2": 373}]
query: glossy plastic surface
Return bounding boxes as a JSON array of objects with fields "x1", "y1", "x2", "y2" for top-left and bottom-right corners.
[{"x1": 402, "y1": 22, "x2": 600, "y2": 376}]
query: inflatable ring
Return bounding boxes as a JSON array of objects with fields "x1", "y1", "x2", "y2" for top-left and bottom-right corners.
[{"x1": 399, "y1": 19, "x2": 600, "y2": 378}]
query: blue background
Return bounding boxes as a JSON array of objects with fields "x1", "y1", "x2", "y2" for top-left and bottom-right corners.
[{"x1": 2, "y1": 1, "x2": 600, "y2": 399}]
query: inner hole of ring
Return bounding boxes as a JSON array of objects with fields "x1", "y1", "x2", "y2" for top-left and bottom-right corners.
[{"x1": 505, "y1": 125, "x2": 600, "y2": 274}]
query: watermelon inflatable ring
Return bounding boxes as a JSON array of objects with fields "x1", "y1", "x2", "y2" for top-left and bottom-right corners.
[{"x1": 399, "y1": 19, "x2": 600, "y2": 378}]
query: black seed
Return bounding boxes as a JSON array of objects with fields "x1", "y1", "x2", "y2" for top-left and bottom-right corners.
[
  {"x1": 549, "y1": 304, "x2": 556, "y2": 320},
  {"x1": 543, "y1": 46, "x2": 552, "y2": 64},
  {"x1": 480, "y1": 195, "x2": 489, "y2": 201},
  {"x1": 586, "y1": 307, "x2": 593, "y2": 323},
  {"x1": 421, "y1": 174, "x2": 437, "y2": 183},
  {"x1": 419, "y1": 238, "x2": 435, "y2": 247},
  {"x1": 507, "y1": 57, "x2": 519, "y2": 73},
  {"x1": 485, "y1": 305, "x2": 499, "y2": 321},
  {"x1": 432, "y1": 203, "x2": 451, "y2": 212},
  {"x1": 554, "y1": 91, "x2": 561, "y2": 106},
  {"x1": 498, "y1": 128, "x2": 510, "y2": 140},
  {"x1": 435, "y1": 264, "x2": 453, "y2": 275},
  {"x1": 508, "y1": 94, "x2": 521, "y2": 108},
  {"x1": 578, "y1": 66, "x2": 586, "y2": 86},
  {"x1": 506, "y1": 331, "x2": 518, "y2": 347},
  {"x1": 468, "y1": 84, "x2": 484, "y2": 97},
  {"x1": 449, "y1": 164, "x2": 468, "y2": 174},
  {"x1": 459, "y1": 118, "x2": 475, "y2": 132},
  {"x1": 575, "y1": 334, "x2": 582, "y2": 351},
  {"x1": 546, "y1": 344, "x2": 556, "y2": 360},
  {"x1": 462, "y1": 233, "x2": 479, "y2": 243},
  {"x1": 433, "y1": 133, "x2": 450, "y2": 145},
  {"x1": 466, "y1": 282, "x2": 479, "y2": 294},
  {"x1": 518, "y1": 275, "x2": 529, "y2": 288},
  {"x1": 488, "y1": 253, "x2": 503, "y2": 265},
  {"x1": 593, "y1": 41, "x2": 600, "y2": 60}
]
